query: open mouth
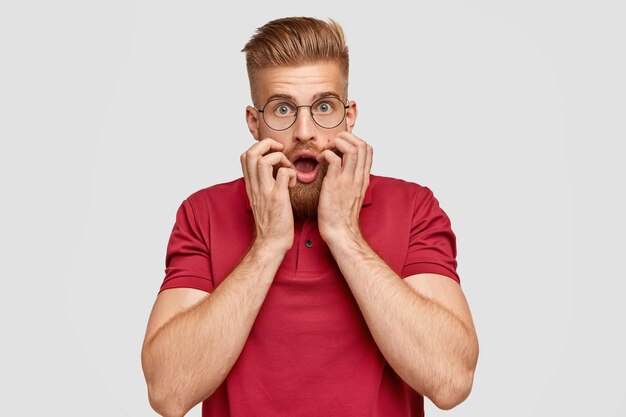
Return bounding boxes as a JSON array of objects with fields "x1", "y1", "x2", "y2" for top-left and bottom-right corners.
[
  {"x1": 293, "y1": 157, "x2": 319, "y2": 174},
  {"x1": 290, "y1": 153, "x2": 321, "y2": 184}
]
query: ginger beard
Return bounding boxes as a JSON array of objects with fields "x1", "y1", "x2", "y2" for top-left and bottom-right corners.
[{"x1": 279, "y1": 142, "x2": 331, "y2": 219}]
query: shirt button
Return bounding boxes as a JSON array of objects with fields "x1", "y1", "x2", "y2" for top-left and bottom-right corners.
[{"x1": 305, "y1": 240, "x2": 313, "y2": 248}]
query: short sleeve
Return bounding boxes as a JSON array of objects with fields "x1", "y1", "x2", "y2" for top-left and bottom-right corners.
[
  {"x1": 401, "y1": 187, "x2": 460, "y2": 284},
  {"x1": 159, "y1": 198, "x2": 214, "y2": 294}
]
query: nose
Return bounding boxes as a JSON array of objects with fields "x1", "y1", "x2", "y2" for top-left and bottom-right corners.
[{"x1": 292, "y1": 107, "x2": 316, "y2": 143}]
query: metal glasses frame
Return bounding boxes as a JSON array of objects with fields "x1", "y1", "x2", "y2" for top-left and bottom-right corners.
[{"x1": 255, "y1": 97, "x2": 350, "y2": 131}]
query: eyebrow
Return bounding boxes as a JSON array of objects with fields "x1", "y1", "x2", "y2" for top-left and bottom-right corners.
[{"x1": 266, "y1": 91, "x2": 343, "y2": 103}]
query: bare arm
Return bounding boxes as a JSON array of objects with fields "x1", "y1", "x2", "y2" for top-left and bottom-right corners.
[
  {"x1": 328, "y1": 236, "x2": 478, "y2": 409},
  {"x1": 141, "y1": 242, "x2": 286, "y2": 417},
  {"x1": 317, "y1": 132, "x2": 478, "y2": 409},
  {"x1": 142, "y1": 138, "x2": 297, "y2": 417}
]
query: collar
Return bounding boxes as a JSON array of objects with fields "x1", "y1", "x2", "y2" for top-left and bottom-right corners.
[{"x1": 243, "y1": 177, "x2": 374, "y2": 212}]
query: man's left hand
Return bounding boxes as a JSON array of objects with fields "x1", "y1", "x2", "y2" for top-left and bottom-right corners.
[{"x1": 316, "y1": 132, "x2": 373, "y2": 247}]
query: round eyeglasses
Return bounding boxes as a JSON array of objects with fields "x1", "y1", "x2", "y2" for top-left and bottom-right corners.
[{"x1": 255, "y1": 97, "x2": 349, "y2": 131}]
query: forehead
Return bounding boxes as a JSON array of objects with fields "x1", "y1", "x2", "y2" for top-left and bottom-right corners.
[{"x1": 255, "y1": 62, "x2": 345, "y2": 104}]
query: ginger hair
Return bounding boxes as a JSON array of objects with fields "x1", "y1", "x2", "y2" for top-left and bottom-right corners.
[{"x1": 242, "y1": 17, "x2": 349, "y2": 104}]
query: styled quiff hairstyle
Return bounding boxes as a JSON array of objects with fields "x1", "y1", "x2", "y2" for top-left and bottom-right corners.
[{"x1": 242, "y1": 17, "x2": 349, "y2": 105}]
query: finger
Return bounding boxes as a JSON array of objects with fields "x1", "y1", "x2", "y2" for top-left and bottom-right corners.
[
  {"x1": 336, "y1": 132, "x2": 368, "y2": 180},
  {"x1": 258, "y1": 152, "x2": 293, "y2": 190},
  {"x1": 327, "y1": 137, "x2": 358, "y2": 177},
  {"x1": 240, "y1": 150, "x2": 250, "y2": 190},
  {"x1": 246, "y1": 139, "x2": 284, "y2": 193},
  {"x1": 317, "y1": 149, "x2": 342, "y2": 178},
  {"x1": 275, "y1": 167, "x2": 297, "y2": 190},
  {"x1": 335, "y1": 131, "x2": 364, "y2": 146},
  {"x1": 247, "y1": 138, "x2": 284, "y2": 157},
  {"x1": 363, "y1": 143, "x2": 373, "y2": 195}
]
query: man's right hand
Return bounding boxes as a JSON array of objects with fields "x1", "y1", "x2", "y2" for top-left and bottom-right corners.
[
  {"x1": 240, "y1": 138, "x2": 297, "y2": 253},
  {"x1": 144, "y1": 139, "x2": 296, "y2": 416}
]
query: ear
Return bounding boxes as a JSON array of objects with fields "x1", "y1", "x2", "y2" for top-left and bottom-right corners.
[
  {"x1": 345, "y1": 100, "x2": 358, "y2": 133},
  {"x1": 245, "y1": 106, "x2": 261, "y2": 141}
]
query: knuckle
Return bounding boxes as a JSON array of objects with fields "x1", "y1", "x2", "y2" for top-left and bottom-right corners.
[
  {"x1": 246, "y1": 149, "x2": 259, "y2": 161},
  {"x1": 257, "y1": 156, "x2": 268, "y2": 168}
]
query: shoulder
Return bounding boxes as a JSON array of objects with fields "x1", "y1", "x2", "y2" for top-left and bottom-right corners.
[
  {"x1": 369, "y1": 174, "x2": 434, "y2": 203},
  {"x1": 171, "y1": 178, "x2": 248, "y2": 225},
  {"x1": 184, "y1": 177, "x2": 247, "y2": 209}
]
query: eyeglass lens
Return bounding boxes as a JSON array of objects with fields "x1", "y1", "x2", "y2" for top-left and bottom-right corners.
[{"x1": 262, "y1": 97, "x2": 346, "y2": 130}]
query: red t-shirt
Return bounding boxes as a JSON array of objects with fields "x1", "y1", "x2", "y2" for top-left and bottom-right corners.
[{"x1": 160, "y1": 174, "x2": 459, "y2": 417}]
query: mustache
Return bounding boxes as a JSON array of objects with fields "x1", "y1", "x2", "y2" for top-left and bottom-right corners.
[
  {"x1": 285, "y1": 143, "x2": 320, "y2": 159},
  {"x1": 285, "y1": 144, "x2": 343, "y2": 161}
]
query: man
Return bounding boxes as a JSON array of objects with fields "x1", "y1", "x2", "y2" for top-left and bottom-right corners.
[{"x1": 142, "y1": 17, "x2": 478, "y2": 417}]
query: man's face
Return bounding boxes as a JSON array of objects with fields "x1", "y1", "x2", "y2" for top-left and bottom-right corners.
[{"x1": 245, "y1": 61, "x2": 357, "y2": 218}]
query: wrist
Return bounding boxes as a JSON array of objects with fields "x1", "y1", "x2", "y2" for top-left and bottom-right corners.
[
  {"x1": 323, "y1": 226, "x2": 367, "y2": 255},
  {"x1": 250, "y1": 236, "x2": 292, "y2": 260},
  {"x1": 231, "y1": 238, "x2": 289, "y2": 290}
]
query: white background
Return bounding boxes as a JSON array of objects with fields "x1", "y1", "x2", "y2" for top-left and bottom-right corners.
[{"x1": 1, "y1": 1, "x2": 624, "y2": 416}]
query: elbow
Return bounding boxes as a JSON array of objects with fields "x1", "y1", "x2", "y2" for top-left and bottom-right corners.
[
  {"x1": 143, "y1": 364, "x2": 218, "y2": 417},
  {"x1": 430, "y1": 369, "x2": 475, "y2": 410},
  {"x1": 142, "y1": 349, "x2": 187, "y2": 417},
  {"x1": 141, "y1": 342, "x2": 223, "y2": 416},
  {"x1": 147, "y1": 379, "x2": 194, "y2": 417},
  {"x1": 432, "y1": 334, "x2": 479, "y2": 410}
]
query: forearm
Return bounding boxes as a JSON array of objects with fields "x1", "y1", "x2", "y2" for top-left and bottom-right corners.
[
  {"x1": 328, "y1": 235, "x2": 478, "y2": 409},
  {"x1": 142, "y1": 242, "x2": 284, "y2": 416}
]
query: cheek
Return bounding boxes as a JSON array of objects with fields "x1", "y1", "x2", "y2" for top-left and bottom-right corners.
[
  {"x1": 321, "y1": 136, "x2": 334, "y2": 149},
  {"x1": 258, "y1": 125, "x2": 291, "y2": 147},
  {"x1": 323, "y1": 126, "x2": 346, "y2": 143}
]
